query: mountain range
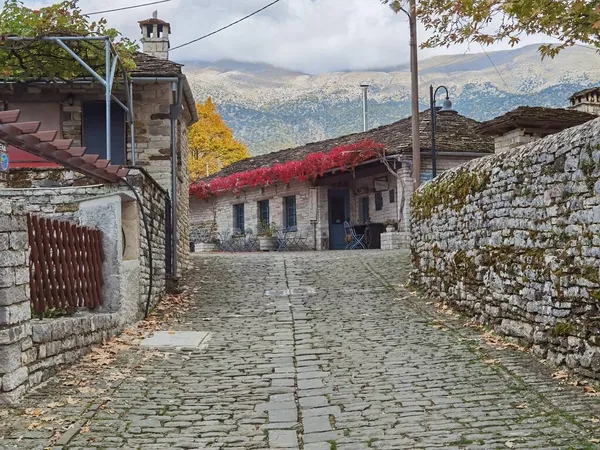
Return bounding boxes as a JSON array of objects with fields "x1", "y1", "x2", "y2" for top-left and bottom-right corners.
[{"x1": 182, "y1": 44, "x2": 600, "y2": 156}]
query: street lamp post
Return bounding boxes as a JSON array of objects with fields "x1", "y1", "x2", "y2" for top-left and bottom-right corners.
[
  {"x1": 429, "y1": 85, "x2": 455, "y2": 178},
  {"x1": 360, "y1": 84, "x2": 369, "y2": 132}
]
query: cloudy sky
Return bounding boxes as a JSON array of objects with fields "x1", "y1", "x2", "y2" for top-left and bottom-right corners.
[{"x1": 33, "y1": 0, "x2": 553, "y2": 74}]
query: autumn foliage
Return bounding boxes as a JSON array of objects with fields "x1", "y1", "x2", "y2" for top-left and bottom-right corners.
[
  {"x1": 188, "y1": 98, "x2": 250, "y2": 181},
  {"x1": 384, "y1": 0, "x2": 600, "y2": 59},
  {"x1": 189, "y1": 139, "x2": 385, "y2": 200}
]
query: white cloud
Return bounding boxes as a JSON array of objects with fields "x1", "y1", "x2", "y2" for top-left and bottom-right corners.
[{"x1": 33, "y1": 0, "x2": 554, "y2": 74}]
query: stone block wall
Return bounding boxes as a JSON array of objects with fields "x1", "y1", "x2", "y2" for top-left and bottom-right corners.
[
  {"x1": 3, "y1": 168, "x2": 82, "y2": 189},
  {"x1": 0, "y1": 170, "x2": 169, "y2": 402},
  {"x1": 132, "y1": 83, "x2": 173, "y2": 189},
  {"x1": 127, "y1": 170, "x2": 167, "y2": 312},
  {"x1": 0, "y1": 204, "x2": 31, "y2": 403},
  {"x1": 411, "y1": 117, "x2": 600, "y2": 379},
  {"x1": 381, "y1": 231, "x2": 410, "y2": 250},
  {"x1": 176, "y1": 122, "x2": 190, "y2": 270},
  {"x1": 190, "y1": 179, "x2": 321, "y2": 250},
  {"x1": 27, "y1": 312, "x2": 121, "y2": 391},
  {"x1": 494, "y1": 129, "x2": 540, "y2": 154}
]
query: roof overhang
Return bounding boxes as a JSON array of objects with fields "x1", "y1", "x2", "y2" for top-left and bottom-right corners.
[{"x1": 0, "y1": 110, "x2": 129, "y2": 183}]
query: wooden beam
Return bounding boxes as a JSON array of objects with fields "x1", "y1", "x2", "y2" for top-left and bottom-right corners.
[{"x1": 314, "y1": 163, "x2": 390, "y2": 186}]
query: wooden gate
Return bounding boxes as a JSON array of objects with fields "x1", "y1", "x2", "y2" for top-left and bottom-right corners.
[{"x1": 27, "y1": 214, "x2": 104, "y2": 315}]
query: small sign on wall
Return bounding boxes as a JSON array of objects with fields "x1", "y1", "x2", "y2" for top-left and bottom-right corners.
[
  {"x1": 0, "y1": 143, "x2": 9, "y2": 173},
  {"x1": 373, "y1": 176, "x2": 389, "y2": 192},
  {"x1": 308, "y1": 188, "x2": 318, "y2": 221}
]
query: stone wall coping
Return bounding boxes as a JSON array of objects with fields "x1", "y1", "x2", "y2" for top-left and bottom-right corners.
[
  {"x1": 0, "y1": 185, "x2": 105, "y2": 194},
  {"x1": 31, "y1": 312, "x2": 121, "y2": 344}
]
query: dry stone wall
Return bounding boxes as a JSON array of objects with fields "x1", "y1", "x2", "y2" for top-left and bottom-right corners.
[
  {"x1": 0, "y1": 204, "x2": 31, "y2": 403},
  {"x1": 411, "y1": 117, "x2": 600, "y2": 379},
  {"x1": 0, "y1": 170, "x2": 168, "y2": 402}
]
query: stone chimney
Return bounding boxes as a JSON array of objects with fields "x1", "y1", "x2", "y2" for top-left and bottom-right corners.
[
  {"x1": 139, "y1": 11, "x2": 170, "y2": 60},
  {"x1": 569, "y1": 87, "x2": 600, "y2": 115}
]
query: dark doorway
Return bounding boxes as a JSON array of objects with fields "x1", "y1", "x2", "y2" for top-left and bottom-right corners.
[{"x1": 328, "y1": 189, "x2": 350, "y2": 250}]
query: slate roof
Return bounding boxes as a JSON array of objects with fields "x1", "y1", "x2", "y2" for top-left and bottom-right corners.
[
  {"x1": 569, "y1": 87, "x2": 600, "y2": 102},
  {"x1": 131, "y1": 52, "x2": 182, "y2": 77},
  {"x1": 478, "y1": 106, "x2": 597, "y2": 136},
  {"x1": 207, "y1": 110, "x2": 493, "y2": 180}
]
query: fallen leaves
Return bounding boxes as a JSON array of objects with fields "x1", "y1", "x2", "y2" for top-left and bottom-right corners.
[
  {"x1": 77, "y1": 386, "x2": 101, "y2": 395},
  {"x1": 505, "y1": 441, "x2": 515, "y2": 448},
  {"x1": 435, "y1": 301, "x2": 460, "y2": 318},
  {"x1": 483, "y1": 358, "x2": 500, "y2": 365},
  {"x1": 515, "y1": 403, "x2": 528, "y2": 409},
  {"x1": 27, "y1": 421, "x2": 41, "y2": 430},
  {"x1": 584, "y1": 385, "x2": 600, "y2": 397},
  {"x1": 552, "y1": 370, "x2": 570, "y2": 381},
  {"x1": 24, "y1": 408, "x2": 43, "y2": 417},
  {"x1": 46, "y1": 402, "x2": 64, "y2": 409},
  {"x1": 482, "y1": 332, "x2": 528, "y2": 352}
]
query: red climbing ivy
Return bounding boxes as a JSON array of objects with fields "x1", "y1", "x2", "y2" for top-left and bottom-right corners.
[{"x1": 189, "y1": 140, "x2": 385, "y2": 200}]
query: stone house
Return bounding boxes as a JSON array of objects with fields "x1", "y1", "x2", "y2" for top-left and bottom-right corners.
[
  {"x1": 1, "y1": 14, "x2": 198, "y2": 275},
  {"x1": 189, "y1": 110, "x2": 493, "y2": 250},
  {"x1": 478, "y1": 106, "x2": 597, "y2": 153},
  {"x1": 569, "y1": 87, "x2": 600, "y2": 115},
  {"x1": 0, "y1": 14, "x2": 198, "y2": 402}
]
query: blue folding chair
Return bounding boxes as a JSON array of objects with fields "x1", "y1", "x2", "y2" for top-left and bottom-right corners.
[{"x1": 344, "y1": 221, "x2": 366, "y2": 250}]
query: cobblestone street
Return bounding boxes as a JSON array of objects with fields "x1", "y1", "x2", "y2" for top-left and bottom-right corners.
[{"x1": 1, "y1": 250, "x2": 600, "y2": 449}]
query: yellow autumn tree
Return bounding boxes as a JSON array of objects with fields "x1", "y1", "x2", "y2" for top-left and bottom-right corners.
[{"x1": 188, "y1": 97, "x2": 250, "y2": 180}]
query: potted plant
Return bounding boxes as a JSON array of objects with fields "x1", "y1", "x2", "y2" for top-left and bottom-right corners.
[
  {"x1": 384, "y1": 219, "x2": 396, "y2": 233},
  {"x1": 257, "y1": 221, "x2": 277, "y2": 251}
]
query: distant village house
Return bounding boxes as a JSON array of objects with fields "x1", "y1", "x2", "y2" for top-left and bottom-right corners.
[{"x1": 190, "y1": 110, "x2": 494, "y2": 250}]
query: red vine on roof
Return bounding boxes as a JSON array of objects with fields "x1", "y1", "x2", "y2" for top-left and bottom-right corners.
[{"x1": 189, "y1": 139, "x2": 385, "y2": 200}]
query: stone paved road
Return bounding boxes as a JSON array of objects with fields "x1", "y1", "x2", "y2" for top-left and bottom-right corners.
[{"x1": 1, "y1": 250, "x2": 600, "y2": 449}]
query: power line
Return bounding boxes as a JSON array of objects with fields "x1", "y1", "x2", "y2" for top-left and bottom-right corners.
[
  {"x1": 170, "y1": 0, "x2": 282, "y2": 51},
  {"x1": 85, "y1": 0, "x2": 172, "y2": 16},
  {"x1": 479, "y1": 43, "x2": 513, "y2": 94}
]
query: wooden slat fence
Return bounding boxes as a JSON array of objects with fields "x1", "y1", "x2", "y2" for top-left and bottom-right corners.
[{"x1": 27, "y1": 214, "x2": 104, "y2": 315}]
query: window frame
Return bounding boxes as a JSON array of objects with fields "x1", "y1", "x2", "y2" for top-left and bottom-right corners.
[
  {"x1": 233, "y1": 203, "x2": 245, "y2": 232},
  {"x1": 361, "y1": 197, "x2": 370, "y2": 223},
  {"x1": 258, "y1": 199, "x2": 270, "y2": 226},
  {"x1": 375, "y1": 191, "x2": 383, "y2": 211},
  {"x1": 284, "y1": 195, "x2": 297, "y2": 229}
]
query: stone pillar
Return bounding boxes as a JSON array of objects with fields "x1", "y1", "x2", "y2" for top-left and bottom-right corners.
[
  {"x1": 316, "y1": 186, "x2": 329, "y2": 250},
  {"x1": 77, "y1": 195, "x2": 123, "y2": 312},
  {"x1": 0, "y1": 205, "x2": 32, "y2": 404}
]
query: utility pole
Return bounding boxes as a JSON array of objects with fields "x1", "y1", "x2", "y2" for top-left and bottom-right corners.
[
  {"x1": 360, "y1": 84, "x2": 369, "y2": 132},
  {"x1": 409, "y1": 0, "x2": 420, "y2": 190}
]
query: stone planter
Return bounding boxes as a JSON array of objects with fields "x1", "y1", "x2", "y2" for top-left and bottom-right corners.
[
  {"x1": 195, "y1": 242, "x2": 217, "y2": 253},
  {"x1": 258, "y1": 236, "x2": 277, "y2": 251},
  {"x1": 380, "y1": 231, "x2": 409, "y2": 250}
]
